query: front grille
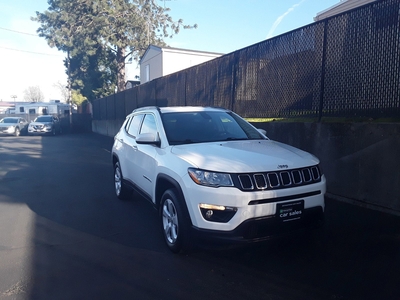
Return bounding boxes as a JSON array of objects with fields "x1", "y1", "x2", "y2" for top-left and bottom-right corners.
[{"x1": 234, "y1": 165, "x2": 321, "y2": 191}]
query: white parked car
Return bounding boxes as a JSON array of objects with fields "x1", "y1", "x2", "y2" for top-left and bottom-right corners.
[
  {"x1": 28, "y1": 115, "x2": 62, "y2": 135},
  {"x1": 111, "y1": 106, "x2": 326, "y2": 253}
]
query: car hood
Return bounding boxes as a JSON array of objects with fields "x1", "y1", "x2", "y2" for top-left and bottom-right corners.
[
  {"x1": 30, "y1": 122, "x2": 51, "y2": 126},
  {"x1": 170, "y1": 140, "x2": 319, "y2": 172},
  {"x1": 0, "y1": 123, "x2": 16, "y2": 127}
]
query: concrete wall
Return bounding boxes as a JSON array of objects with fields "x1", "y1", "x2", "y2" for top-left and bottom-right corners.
[
  {"x1": 93, "y1": 120, "x2": 400, "y2": 215},
  {"x1": 92, "y1": 120, "x2": 123, "y2": 137},
  {"x1": 253, "y1": 122, "x2": 400, "y2": 215}
]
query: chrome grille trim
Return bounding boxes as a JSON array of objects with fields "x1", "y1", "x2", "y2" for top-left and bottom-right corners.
[
  {"x1": 233, "y1": 165, "x2": 322, "y2": 191},
  {"x1": 280, "y1": 171, "x2": 292, "y2": 186},
  {"x1": 311, "y1": 166, "x2": 320, "y2": 180},
  {"x1": 291, "y1": 170, "x2": 303, "y2": 184},
  {"x1": 253, "y1": 174, "x2": 268, "y2": 189},
  {"x1": 267, "y1": 173, "x2": 280, "y2": 188},
  {"x1": 302, "y1": 168, "x2": 312, "y2": 182},
  {"x1": 238, "y1": 174, "x2": 253, "y2": 190}
]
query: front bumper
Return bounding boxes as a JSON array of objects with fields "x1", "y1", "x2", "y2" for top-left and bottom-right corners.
[
  {"x1": 28, "y1": 127, "x2": 53, "y2": 135},
  {"x1": 191, "y1": 205, "x2": 324, "y2": 244},
  {"x1": 0, "y1": 127, "x2": 17, "y2": 135},
  {"x1": 181, "y1": 173, "x2": 326, "y2": 231}
]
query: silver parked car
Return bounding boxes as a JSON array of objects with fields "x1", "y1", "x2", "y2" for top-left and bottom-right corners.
[
  {"x1": 0, "y1": 117, "x2": 29, "y2": 136},
  {"x1": 28, "y1": 115, "x2": 62, "y2": 135}
]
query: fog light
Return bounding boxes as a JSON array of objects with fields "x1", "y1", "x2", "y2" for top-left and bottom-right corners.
[
  {"x1": 199, "y1": 203, "x2": 237, "y2": 223},
  {"x1": 205, "y1": 210, "x2": 213, "y2": 219}
]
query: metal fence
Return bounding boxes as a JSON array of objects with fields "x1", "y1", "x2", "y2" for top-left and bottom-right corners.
[{"x1": 93, "y1": 0, "x2": 400, "y2": 121}]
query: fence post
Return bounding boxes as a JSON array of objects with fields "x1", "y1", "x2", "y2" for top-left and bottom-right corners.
[
  {"x1": 318, "y1": 20, "x2": 328, "y2": 122},
  {"x1": 231, "y1": 52, "x2": 239, "y2": 111},
  {"x1": 184, "y1": 71, "x2": 187, "y2": 106}
]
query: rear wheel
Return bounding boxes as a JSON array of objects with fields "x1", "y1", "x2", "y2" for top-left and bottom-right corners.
[
  {"x1": 114, "y1": 161, "x2": 131, "y2": 200},
  {"x1": 160, "y1": 189, "x2": 190, "y2": 253}
]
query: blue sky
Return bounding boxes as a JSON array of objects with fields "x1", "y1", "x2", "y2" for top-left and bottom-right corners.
[{"x1": 0, "y1": 0, "x2": 339, "y2": 102}]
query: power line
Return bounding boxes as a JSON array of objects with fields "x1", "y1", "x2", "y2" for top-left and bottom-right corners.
[
  {"x1": 0, "y1": 26, "x2": 38, "y2": 36},
  {"x1": 0, "y1": 26, "x2": 64, "y2": 57},
  {"x1": 0, "y1": 45, "x2": 64, "y2": 57}
]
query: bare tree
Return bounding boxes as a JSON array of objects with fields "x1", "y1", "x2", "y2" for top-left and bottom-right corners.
[
  {"x1": 53, "y1": 81, "x2": 69, "y2": 103},
  {"x1": 23, "y1": 86, "x2": 45, "y2": 102}
]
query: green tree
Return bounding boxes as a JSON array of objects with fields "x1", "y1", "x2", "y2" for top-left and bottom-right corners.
[
  {"x1": 66, "y1": 45, "x2": 117, "y2": 100},
  {"x1": 71, "y1": 90, "x2": 87, "y2": 107},
  {"x1": 33, "y1": 0, "x2": 197, "y2": 99}
]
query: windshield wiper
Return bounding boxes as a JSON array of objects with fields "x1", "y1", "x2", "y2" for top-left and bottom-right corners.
[
  {"x1": 169, "y1": 139, "x2": 196, "y2": 145},
  {"x1": 223, "y1": 137, "x2": 247, "y2": 141}
]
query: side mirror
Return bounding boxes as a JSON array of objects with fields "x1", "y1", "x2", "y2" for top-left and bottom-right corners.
[
  {"x1": 257, "y1": 129, "x2": 267, "y2": 136},
  {"x1": 136, "y1": 132, "x2": 161, "y2": 146}
]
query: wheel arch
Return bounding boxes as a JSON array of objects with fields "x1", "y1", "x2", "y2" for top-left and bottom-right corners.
[
  {"x1": 156, "y1": 174, "x2": 192, "y2": 225},
  {"x1": 112, "y1": 153, "x2": 120, "y2": 165}
]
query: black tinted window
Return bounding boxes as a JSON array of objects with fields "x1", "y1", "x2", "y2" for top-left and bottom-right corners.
[
  {"x1": 1, "y1": 118, "x2": 18, "y2": 123},
  {"x1": 35, "y1": 116, "x2": 52, "y2": 122},
  {"x1": 161, "y1": 111, "x2": 264, "y2": 145}
]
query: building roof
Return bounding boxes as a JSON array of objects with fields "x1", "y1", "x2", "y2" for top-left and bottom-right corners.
[
  {"x1": 140, "y1": 45, "x2": 224, "y2": 62},
  {"x1": 314, "y1": 0, "x2": 377, "y2": 21}
]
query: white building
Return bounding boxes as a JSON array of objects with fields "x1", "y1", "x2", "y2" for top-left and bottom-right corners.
[
  {"x1": 15, "y1": 101, "x2": 70, "y2": 116},
  {"x1": 314, "y1": 0, "x2": 377, "y2": 21},
  {"x1": 139, "y1": 45, "x2": 224, "y2": 84}
]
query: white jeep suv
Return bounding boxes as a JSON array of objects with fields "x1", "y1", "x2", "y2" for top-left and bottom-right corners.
[{"x1": 111, "y1": 106, "x2": 326, "y2": 253}]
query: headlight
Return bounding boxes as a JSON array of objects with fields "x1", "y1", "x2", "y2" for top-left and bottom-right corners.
[
  {"x1": 45, "y1": 124, "x2": 52, "y2": 129},
  {"x1": 188, "y1": 168, "x2": 233, "y2": 187}
]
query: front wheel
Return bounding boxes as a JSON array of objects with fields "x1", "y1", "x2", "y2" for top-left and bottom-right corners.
[
  {"x1": 114, "y1": 161, "x2": 131, "y2": 200},
  {"x1": 14, "y1": 127, "x2": 20, "y2": 137},
  {"x1": 160, "y1": 189, "x2": 190, "y2": 253}
]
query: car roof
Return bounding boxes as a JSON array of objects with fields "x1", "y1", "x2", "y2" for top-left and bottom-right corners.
[{"x1": 132, "y1": 106, "x2": 229, "y2": 114}]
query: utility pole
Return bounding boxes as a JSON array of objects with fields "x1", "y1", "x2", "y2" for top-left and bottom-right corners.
[
  {"x1": 67, "y1": 51, "x2": 72, "y2": 104},
  {"x1": 11, "y1": 95, "x2": 17, "y2": 103}
]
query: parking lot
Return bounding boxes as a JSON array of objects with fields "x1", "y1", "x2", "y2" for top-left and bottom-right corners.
[{"x1": 0, "y1": 133, "x2": 399, "y2": 300}]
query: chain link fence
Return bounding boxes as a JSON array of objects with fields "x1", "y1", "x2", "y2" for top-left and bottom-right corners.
[{"x1": 93, "y1": 0, "x2": 399, "y2": 121}]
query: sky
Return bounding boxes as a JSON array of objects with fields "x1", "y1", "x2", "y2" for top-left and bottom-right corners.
[{"x1": 0, "y1": 0, "x2": 339, "y2": 103}]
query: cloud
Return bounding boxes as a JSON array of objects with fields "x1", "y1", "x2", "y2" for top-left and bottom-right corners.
[{"x1": 266, "y1": 0, "x2": 306, "y2": 39}]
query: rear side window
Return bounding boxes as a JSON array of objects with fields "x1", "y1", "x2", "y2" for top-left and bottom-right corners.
[{"x1": 126, "y1": 114, "x2": 143, "y2": 137}]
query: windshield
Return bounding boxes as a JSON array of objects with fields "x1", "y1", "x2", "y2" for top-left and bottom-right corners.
[
  {"x1": 0, "y1": 118, "x2": 18, "y2": 124},
  {"x1": 35, "y1": 116, "x2": 52, "y2": 122},
  {"x1": 161, "y1": 111, "x2": 266, "y2": 145}
]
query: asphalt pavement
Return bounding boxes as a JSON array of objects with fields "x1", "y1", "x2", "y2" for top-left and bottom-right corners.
[{"x1": 0, "y1": 133, "x2": 399, "y2": 300}]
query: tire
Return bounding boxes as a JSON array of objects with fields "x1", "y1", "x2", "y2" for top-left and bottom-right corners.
[
  {"x1": 52, "y1": 127, "x2": 56, "y2": 135},
  {"x1": 160, "y1": 189, "x2": 191, "y2": 253},
  {"x1": 114, "y1": 161, "x2": 131, "y2": 200},
  {"x1": 14, "y1": 127, "x2": 20, "y2": 137}
]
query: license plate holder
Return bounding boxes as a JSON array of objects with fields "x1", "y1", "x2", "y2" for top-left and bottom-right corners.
[{"x1": 276, "y1": 200, "x2": 304, "y2": 222}]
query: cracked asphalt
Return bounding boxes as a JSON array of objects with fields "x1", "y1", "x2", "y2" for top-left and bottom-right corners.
[{"x1": 0, "y1": 133, "x2": 399, "y2": 300}]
